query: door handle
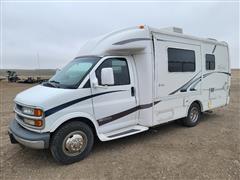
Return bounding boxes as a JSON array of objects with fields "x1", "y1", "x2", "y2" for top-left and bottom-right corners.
[{"x1": 131, "y1": 87, "x2": 135, "y2": 96}]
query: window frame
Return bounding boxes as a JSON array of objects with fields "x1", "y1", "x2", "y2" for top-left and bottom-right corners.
[
  {"x1": 205, "y1": 54, "x2": 215, "y2": 70},
  {"x1": 95, "y1": 57, "x2": 131, "y2": 86},
  {"x1": 167, "y1": 47, "x2": 196, "y2": 73}
]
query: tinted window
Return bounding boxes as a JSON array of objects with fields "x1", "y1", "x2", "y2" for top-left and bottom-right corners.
[
  {"x1": 96, "y1": 58, "x2": 130, "y2": 86},
  {"x1": 168, "y1": 48, "x2": 196, "y2": 72},
  {"x1": 206, "y1": 54, "x2": 215, "y2": 70},
  {"x1": 83, "y1": 79, "x2": 90, "y2": 88}
]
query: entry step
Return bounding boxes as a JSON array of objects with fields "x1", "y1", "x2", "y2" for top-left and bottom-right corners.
[{"x1": 99, "y1": 125, "x2": 148, "y2": 141}]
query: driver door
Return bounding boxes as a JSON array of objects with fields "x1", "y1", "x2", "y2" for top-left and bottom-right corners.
[{"x1": 90, "y1": 56, "x2": 137, "y2": 133}]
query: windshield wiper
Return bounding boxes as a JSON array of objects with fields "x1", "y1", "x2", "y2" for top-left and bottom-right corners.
[
  {"x1": 42, "y1": 82, "x2": 57, "y2": 88},
  {"x1": 48, "y1": 80, "x2": 61, "y2": 88},
  {"x1": 49, "y1": 80, "x2": 60, "y2": 84}
]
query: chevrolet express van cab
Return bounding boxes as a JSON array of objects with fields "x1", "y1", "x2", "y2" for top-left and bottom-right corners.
[{"x1": 8, "y1": 26, "x2": 231, "y2": 164}]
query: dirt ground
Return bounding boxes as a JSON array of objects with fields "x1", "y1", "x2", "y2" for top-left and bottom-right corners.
[{"x1": 0, "y1": 71, "x2": 239, "y2": 180}]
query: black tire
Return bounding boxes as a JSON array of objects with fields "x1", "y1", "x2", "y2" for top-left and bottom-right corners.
[
  {"x1": 50, "y1": 121, "x2": 94, "y2": 164},
  {"x1": 182, "y1": 102, "x2": 201, "y2": 127}
]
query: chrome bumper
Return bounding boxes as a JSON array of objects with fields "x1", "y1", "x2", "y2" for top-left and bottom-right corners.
[{"x1": 8, "y1": 119, "x2": 50, "y2": 149}]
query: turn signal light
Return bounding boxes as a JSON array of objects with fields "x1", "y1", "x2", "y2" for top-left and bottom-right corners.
[
  {"x1": 34, "y1": 120, "x2": 43, "y2": 127},
  {"x1": 139, "y1": 25, "x2": 144, "y2": 29},
  {"x1": 34, "y1": 109, "x2": 43, "y2": 117}
]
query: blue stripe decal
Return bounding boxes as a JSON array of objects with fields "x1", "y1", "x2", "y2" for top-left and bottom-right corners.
[
  {"x1": 97, "y1": 100, "x2": 161, "y2": 126},
  {"x1": 169, "y1": 71, "x2": 231, "y2": 95},
  {"x1": 113, "y1": 38, "x2": 151, "y2": 45},
  {"x1": 45, "y1": 90, "x2": 124, "y2": 117},
  {"x1": 169, "y1": 72, "x2": 201, "y2": 95}
]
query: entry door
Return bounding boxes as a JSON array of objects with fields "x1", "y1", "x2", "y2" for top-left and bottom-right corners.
[
  {"x1": 153, "y1": 37, "x2": 201, "y2": 124},
  {"x1": 155, "y1": 40, "x2": 201, "y2": 99},
  {"x1": 90, "y1": 56, "x2": 137, "y2": 132}
]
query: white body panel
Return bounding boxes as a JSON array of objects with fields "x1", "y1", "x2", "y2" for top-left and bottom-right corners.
[{"x1": 14, "y1": 26, "x2": 230, "y2": 141}]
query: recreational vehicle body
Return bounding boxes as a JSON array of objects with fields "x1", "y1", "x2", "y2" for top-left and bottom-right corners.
[{"x1": 8, "y1": 25, "x2": 231, "y2": 164}]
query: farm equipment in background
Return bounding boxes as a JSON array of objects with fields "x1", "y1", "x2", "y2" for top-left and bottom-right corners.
[
  {"x1": 18, "y1": 77, "x2": 36, "y2": 83},
  {"x1": 6, "y1": 71, "x2": 20, "y2": 82},
  {"x1": 18, "y1": 77, "x2": 49, "y2": 84},
  {"x1": 6, "y1": 70, "x2": 49, "y2": 84}
]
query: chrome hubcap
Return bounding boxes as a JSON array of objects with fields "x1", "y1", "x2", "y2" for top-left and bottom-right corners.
[
  {"x1": 62, "y1": 131, "x2": 87, "y2": 156},
  {"x1": 190, "y1": 107, "x2": 199, "y2": 123}
]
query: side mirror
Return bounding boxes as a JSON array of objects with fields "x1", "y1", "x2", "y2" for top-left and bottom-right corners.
[{"x1": 101, "y1": 68, "x2": 114, "y2": 85}]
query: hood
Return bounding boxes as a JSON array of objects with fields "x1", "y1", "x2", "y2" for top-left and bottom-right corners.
[{"x1": 15, "y1": 85, "x2": 81, "y2": 110}]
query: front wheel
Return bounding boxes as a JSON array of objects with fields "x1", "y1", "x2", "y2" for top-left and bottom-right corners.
[
  {"x1": 182, "y1": 103, "x2": 201, "y2": 127},
  {"x1": 50, "y1": 121, "x2": 94, "y2": 164}
]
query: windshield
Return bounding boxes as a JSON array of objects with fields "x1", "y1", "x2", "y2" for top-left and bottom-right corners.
[{"x1": 44, "y1": 56, "x2": 100, "y2": 89}]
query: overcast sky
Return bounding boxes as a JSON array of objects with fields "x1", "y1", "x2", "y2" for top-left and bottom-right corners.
[{"x1": 1, "y1": 1, "x2": 239, "y2": 69}]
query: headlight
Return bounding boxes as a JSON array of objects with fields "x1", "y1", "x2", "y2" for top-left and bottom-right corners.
[{"x1": 22, "y1": 107, "x2": 43, "y2": 117}]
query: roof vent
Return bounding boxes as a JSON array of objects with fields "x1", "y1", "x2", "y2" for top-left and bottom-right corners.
[{"x1": 160, "y1": 27, "x2": 183, "y2": 34}]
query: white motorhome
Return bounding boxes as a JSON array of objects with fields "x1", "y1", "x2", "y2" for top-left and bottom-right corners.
[{"x1": 8, "y1": 25, "x2": 231, "y2": 164}]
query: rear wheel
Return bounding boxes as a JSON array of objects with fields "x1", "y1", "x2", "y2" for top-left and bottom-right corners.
[
  {"x1": 182, "y1": 103, "x2": 201, "y2": 127},
  {"x1": 50, "y1": 121, "x2": 94, "y2": 164}
]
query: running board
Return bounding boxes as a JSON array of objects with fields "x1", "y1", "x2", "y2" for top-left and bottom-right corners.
[{"x1": 98, "y1": 125, "x2": 149, "y2": 141}]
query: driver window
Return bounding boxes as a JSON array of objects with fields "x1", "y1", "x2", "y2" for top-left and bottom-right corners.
[{"x1": 95, "y1": 58, "x2": 130, "y2": 86}]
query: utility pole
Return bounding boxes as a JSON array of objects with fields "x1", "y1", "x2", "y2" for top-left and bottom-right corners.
[{"x1": 37, "y1": 53, "x2": 40, "y2": 78}]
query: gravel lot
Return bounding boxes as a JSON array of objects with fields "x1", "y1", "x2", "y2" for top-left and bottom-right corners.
[{"x1": 0, "y1": 70, "x2": 239, "y2": 180}]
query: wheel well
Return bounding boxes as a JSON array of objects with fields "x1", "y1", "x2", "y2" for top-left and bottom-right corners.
[
  {"x1": 192, "y1": 100, "x2": 203, "y2": 112},
  {"x1": 51, "y1": 117, "x2": 98, "y2": 139}
]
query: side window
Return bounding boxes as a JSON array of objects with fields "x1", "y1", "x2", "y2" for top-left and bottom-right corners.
[
  {"x1": 206, "y1": 54, "x2": 215, "y2": 70},
  {"x1": 83, "y1": 79, "x2": 90, "y2": 88},
  {"x1": 168, "y1": 48, "x2": 196, "y2": 72},
  {"x1": 96, "y1": 58, "x2": 130, "y2": 86}
]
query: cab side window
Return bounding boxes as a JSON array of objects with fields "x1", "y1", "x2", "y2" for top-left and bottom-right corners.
[
  {"x1": 206, "y1": 54, "x2": 215, "y2": 70},
  {"x1": 96, "y1": 58, "x2": 130, "y2": 86}
]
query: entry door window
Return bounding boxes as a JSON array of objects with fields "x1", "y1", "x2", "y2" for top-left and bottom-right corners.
[
  {"x1": 168, "y1": 48, "x2": 196, "y2": 72},
  {"x1": 95, "y1": 58, "x2": 130, "y2": 86}
]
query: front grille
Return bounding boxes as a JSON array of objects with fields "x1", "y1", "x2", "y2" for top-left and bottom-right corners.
[
  {"x1": 16, "y1": 103, "x2": 23, "y2": 112},
  {"x1": 16, "y1": 114, "x2": 23, "y2": 121},
  {"x1": 15, "y1": 114, "x2": 26, "y2": 129}
]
